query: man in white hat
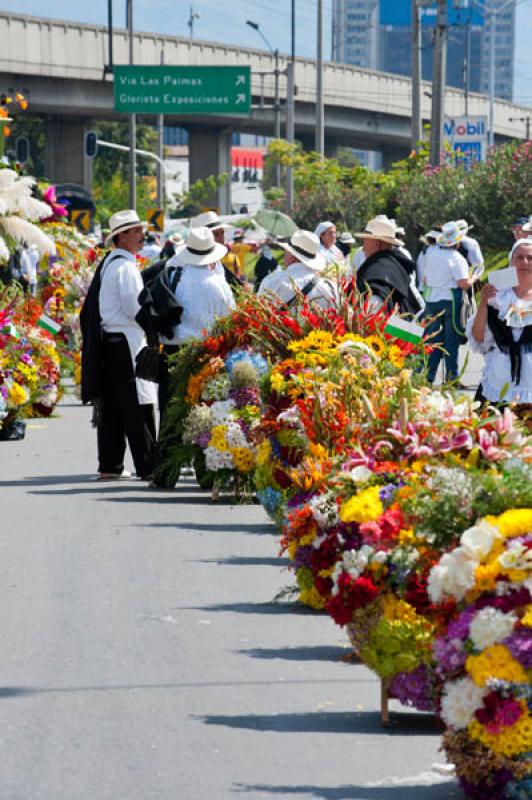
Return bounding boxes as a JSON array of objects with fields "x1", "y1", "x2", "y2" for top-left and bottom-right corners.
[
  {"x1": 314, "y1": 221, "x2": 346, "y2": 265},
  {"x1": 355, "y1": 216, "x2": 422, "y2": 315},
  {"x1": 422, "y1": 221, "x2": 472, "y2": 385},
  {"x1": 455, "y1": 218, "x2": 484, "y2": 275},
  {"x1": 95, "y1": 209, "x2": 158, "y2": 480},
  {"x1": 162, "y1": 226, "x2": 235, "y2": 344},
  {"x1": 260, "y1": 229, "x2": 337, "y2": 310},
  {"x1": 191, "y1": 211, "x2": 246, "y2": 290}
]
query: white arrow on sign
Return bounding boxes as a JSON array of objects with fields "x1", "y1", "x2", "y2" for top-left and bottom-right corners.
[
  {"x1": 235, "y1": 75, "x2": 246, "y2": 85},
  {"x1": 236, "y1": 93, "x2": 247, "y2": 104}
]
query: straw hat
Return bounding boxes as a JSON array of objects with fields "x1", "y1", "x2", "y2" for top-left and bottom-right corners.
[
  {"x1": 338, "y1": 232, "x2": 355, "y2": 245},
  {"x1": 419, "y1": 229, "x2": 441, "y2": 246},
  {"x1": 354, "y1": 216, "x2": 402, "y2": 247},
  {"x1": 166, "y1": 231, "x2": 185, "y2": 247},
  {"x1": 522, "y1": 218, "x2": 532, "y2": 233},
  {"x1": 437, "y1": 221, "x2": 466, "y2": 248},
  {"x1": 191, "y1": 210, "x2": 231, "y2": 231},
  {"x1": 279, "y1": 229, "x2": 326, "y2": 271},
  {"x1": 104, "y1": 209, "x2": 147, "y2": 247},
  {"x1": 174, "y1": 226, "x2": 227, "y2": 266}
]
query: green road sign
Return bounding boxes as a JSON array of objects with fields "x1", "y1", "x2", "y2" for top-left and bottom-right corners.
[{"x1": 114, "y1": 65, "x2": 251, "y2": 116}]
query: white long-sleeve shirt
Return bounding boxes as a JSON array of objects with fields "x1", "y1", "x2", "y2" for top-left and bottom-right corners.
[{"x1": 162, "y1": 262, "x2": 236, "y2": 344}]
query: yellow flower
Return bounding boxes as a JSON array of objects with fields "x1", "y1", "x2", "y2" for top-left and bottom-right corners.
[
  {"x1": 468, "y1": 704, "x2": 532, "y2": 758},
  {"x1": 8, "y1": 382, "x2": 28, "y2": 407},
  {"x1": 466, "y1": 644, "x2": 527, "y2": 688},
  {"x1": 398, "y1": 528, "x2": 416, "y2": 546},
  {"x1": 382, "y1": 595, "x2": 420, "y2": 624},
  {"x1": 299, "y1": 586, "x2": 327, "y2": 610},
  {"x1": 485, "y1": 509, "x2": 532, "y2": 540},
  {"x1": 255, "y1": 439, "x2": 272, "y2": 467},
  {"x1": 270, "y1": 372, "x2": 285, "y2": 393},
  {"x1": 209, "y1": 425, "x2": 229, "y2": 451},
  {"x1": 363, "y1": 335, "x2": 386, "y2": 357},
  {"x1": 474, "y1": 562, "x2": 500, "y2": 593},
  {"x1": 231, "y1": 447, "x2": 255, "y2": 473},
  {"x1": 308, "y1": 442, "x2": 328, "y2": 460},
  {"x1": 388, "y1": 344, "x2": 406, "y2": 369},
  {"x1": 521, "y1": 605, "x2": 532, "y2": 626},
  {"x1": 339, "y1": 486, "x2": 383, "y2": 524}
]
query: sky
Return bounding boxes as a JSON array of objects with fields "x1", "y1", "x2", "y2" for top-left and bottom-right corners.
[{"x1": 1, "y1": 0, "x2": 531, "y2": 107}]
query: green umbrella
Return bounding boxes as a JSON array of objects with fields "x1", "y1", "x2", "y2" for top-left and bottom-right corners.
[{"x1": 254, "y1": 209, "x2": 297, "y2": 240}]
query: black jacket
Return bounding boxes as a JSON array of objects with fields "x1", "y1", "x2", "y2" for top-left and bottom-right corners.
[{"x1": 356, "y1": 249, "x2": 421, "y2": 316}]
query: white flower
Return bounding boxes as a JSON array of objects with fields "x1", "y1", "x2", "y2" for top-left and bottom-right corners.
[
  {"x1": 441, "y1": 677, "x2": 487, "y2": 730},
  {"x1": 349, "y1": 466, "x2": 373, "y2": 484},
  {"x1": 460, "y1": 520, "x2": 501, "y2": 561},
  {"x1": 209, "y1": 400, "x2": 235, "y2": 426},
  {"x1": 427, "y1": 547, "x2": 477, "y2": 603},
  {"x1": 498, "y1": 540, "x2": 532, "y2": 573},
  {"x1": 225, "y1": 422, "x2": 247, "y2": 448},
  {"x1": 469, "y1": 608, "x2": 517, "y2": 651},
  {"x1": 204, "y1": 446, "x2": 234, "y2": 471},
  {"x1": 309, "y1": 492, "x2": 339, "y2": 529}
]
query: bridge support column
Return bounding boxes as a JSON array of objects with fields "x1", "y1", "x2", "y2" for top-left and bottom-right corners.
[
  {"x1": 187, "y1": 125, "x2": 232, "y2": 214},
  {"x1": 44, "y1": 115, "x2": 92, "y2": 191},
  {"x1": 380, "y1": 145, "x2": 410, "y2": 172}
]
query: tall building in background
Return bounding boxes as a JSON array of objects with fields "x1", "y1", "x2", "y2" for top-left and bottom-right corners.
[{"x1": 332, "y1": 1, "x2": 516, "y2": 101}]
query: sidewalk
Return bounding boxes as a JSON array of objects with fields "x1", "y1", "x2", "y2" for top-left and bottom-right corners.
[{"x1": 0, "y1": 392, "x2": 461, "y2": 800}]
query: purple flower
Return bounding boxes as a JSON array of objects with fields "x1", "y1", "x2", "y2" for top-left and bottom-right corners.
[
  {"x1": 389, "y1": 664, "x2": 435, "y2": 712},
  {"x1": 379, "y1": 484, "x2": 397, "y2": 504},
  {"x1": 447, "y1": 607, "x2": 476, "y2": 640},
  {"x1": 228, "y1": 386, "x2": 260, "y2": 408},
  {"x1": 196, "y1": 430, "x2": 212, "y2": 449},
  {"x1": 293, "y1": 545, "x2": 314, "y2": 569},
  {"x1": 475, "y1": 587, "x2": 531, "y2": 614},
  {"x1": 459, "y1": 768, "x2": 514, "y2": 800},
  {"x1": 287, "y1": 491, "x2": 314, "y2": 508},
  {"x1": 504, "y1": 628, "x2": 532, "y2": 669},
  {"x1": 433, "y1": 635, "x2": 467, "y2": 677}
]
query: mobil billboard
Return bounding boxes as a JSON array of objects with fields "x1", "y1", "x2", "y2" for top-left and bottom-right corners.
[
  {"x1": 379, "y1": 0, "x2": 484, "y2": 27},
  {"x1": 443, "y1": 115, "x2": 487, "y2": 169}
]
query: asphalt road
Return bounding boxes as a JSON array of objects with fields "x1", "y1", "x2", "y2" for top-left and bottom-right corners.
[{"x1": 0, "y1": 392, "x2": 463, "y2": 800}]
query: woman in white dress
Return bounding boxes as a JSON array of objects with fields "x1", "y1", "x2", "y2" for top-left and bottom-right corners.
[{"x1": 468, "y1": 239, "x2": 532, "y2": 414}]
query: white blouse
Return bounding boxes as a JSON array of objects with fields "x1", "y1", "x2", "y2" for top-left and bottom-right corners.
[{"x1": 466, "y1": 288, "x2": 532, "y2": 403}]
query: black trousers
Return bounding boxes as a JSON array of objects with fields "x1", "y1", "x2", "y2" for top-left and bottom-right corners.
[{"x1": 97, "y1": 333, "x2": 156, "y2": 477}]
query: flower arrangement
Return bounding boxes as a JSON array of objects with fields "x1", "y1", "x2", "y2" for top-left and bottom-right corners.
[
  {"x1": 432, "y1": 508, "x2": 532, "y2": 800},
  {"x1": 0, "y1": 284, "x2": 62, "y2": 434}
]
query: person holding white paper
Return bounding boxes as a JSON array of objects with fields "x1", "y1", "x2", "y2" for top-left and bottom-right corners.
[{"x1": 468, "y1": 240, "x2": 532, "y2": 406}]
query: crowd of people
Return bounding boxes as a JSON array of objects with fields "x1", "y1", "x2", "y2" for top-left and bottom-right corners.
[{"x1": 81, "y1": 206, "x2": 532, "y2": 481}]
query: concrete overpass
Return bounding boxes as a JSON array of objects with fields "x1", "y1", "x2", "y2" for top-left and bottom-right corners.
[{"x1": 1, "y1": 11, "x2": 530, "y2": 211}]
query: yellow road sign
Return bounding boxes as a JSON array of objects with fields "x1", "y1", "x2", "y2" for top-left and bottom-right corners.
[
  {"x1": 147, "y1": 208, "x2": 164, "y2": 232},
  {"x1": 71, "y1": 210, "x2": 91, "y2": 234}
]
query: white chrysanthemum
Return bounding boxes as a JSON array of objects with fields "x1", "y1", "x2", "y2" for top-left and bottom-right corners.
[
  {"x1": 337, "y1": 340, "x2": 376, "y2": 358},
  {"x1": 427, "y1": 547, "x2": 477, "y2": 603},
  {"x1": 209, "y1": 399, "x2": 235, "y2": 426},
  {"x1": 441, "y1": 677, "x2": 487, "y2": 730},
  {"x1": 309, "y1": 491, "x2": 340, "y2": 529},
  {"x1": 204, "y1": 446, "x2": 234, "y2": 471},
  {"x1": 182, "y1": 404, "x2": 212, "y2": 445},
  {"x1": 225, "y1": 422, "x2": 247, "y2": 448},
  {"x1": 469, "y1": 608, "x2": 517, "y2": 651},
  {"x1": 35, "y1": 385, "x2": 58, "y2": 408},
  {"x1": 460, "y1": 520, "x2": 501, "y2": 561}
]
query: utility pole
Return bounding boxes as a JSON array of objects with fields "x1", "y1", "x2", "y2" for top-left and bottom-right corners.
[
  {"x1": 509, "y1": 115, "x2": 532, "y2": 141},
  {"x1": 411, "y1": 0, "x2": 422, "y2": 151},
  {"x1": 316, "y1": 0, "x2": 324, "y2": 156},
  {"x1": 127, "y1": 0, "x2": 136, "y2": 210},
  {"x1": 156, "y1": 50, "x2": 164, "y2": 209},
  {"x1": 286, "y1": 0, "x2": 296, "y2": 211},
  {"x1": 188, "y1": 6, "x2": 200, "y2": 38},
  {"x1": 274, "y1": 48, "x2": 281, "y2": 186},
  {"x1": 429, "y1": 0, "x2": 448, "y2": 166},
  {"x1": 464, "y1": 15, "x2": 471, "y2": 116},
  {"x1": 488, "y1": 0, "x2": 496, "y2": 148}
]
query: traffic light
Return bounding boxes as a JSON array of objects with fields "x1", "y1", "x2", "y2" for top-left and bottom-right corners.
[
  {"x1": 15, "y1": 136, "x2": 30, "y2": 165},
  {"x1": 84, "y1": 131, "x2": 98, "y2": 159}
]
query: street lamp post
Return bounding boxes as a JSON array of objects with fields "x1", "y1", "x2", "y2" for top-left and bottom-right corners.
[
  {"x1": 126, "y1": 0, "x2": 136, "y2": 210},
  {"x1": 316, "y1": 0, "x2": 324, "y2": 156},
  {"x1": 246, "y1": 20, "x2": 281, "y2": 186}
]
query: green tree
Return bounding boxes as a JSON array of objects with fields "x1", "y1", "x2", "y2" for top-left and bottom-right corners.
[{"x1": 5, "y1": 115, "x2": 46, "y2": 178}]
